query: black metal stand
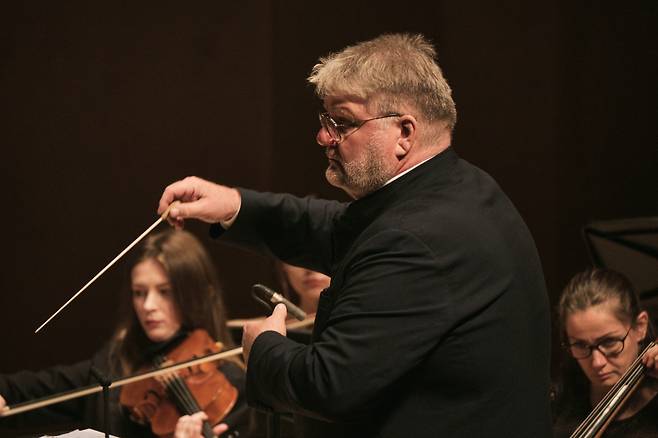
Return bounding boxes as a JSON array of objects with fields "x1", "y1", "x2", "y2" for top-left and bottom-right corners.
[
  {"x1": 266, "y1": 411, "x2": 281, "y2": 438},
  {"x1": 90, "y1": 366, "x2": 112, "y2": 438}
]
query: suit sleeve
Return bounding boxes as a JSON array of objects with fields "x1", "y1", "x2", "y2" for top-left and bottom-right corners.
[
  {"x1": 218, "y1": 189, "x2": 347, "y2": 275},
  {"x1": 246, "y1": 229, "x2": 454, "y2": 421}
]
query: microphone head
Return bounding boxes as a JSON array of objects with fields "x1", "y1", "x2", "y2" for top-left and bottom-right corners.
[
  {"x1": 252, "y1": 283, "x2": 275, "y2": 300},
  {"x1": 251, "y1": 283, "x2": 307, "y2": 321}
]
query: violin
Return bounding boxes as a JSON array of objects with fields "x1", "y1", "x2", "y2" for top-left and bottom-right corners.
[
  {"x1": 119, "y1": 329, "x2": 238, "y2": 438},
  {"x1": 570, "y1": 340, "x2": 657, "y2": 438}
]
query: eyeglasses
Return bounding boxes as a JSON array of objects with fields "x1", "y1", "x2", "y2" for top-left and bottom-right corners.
[
  {"x1": 564, "y1": 327, "x2": 632, "y2": 359},
  {"x1": 318, "y1": 112, "x2": 401, "y2": 144}
]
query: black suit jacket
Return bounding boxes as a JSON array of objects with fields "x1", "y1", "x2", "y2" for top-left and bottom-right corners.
[{"x1": 222, "y1": 148, "x2": 552, "y2": 437}]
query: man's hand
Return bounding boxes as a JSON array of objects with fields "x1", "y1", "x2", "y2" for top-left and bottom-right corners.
[
  {"x1": 157, "y1": 176, "x2": 241, "y2": 229},
  {"x1": 242, "y1": 304, "x2": 287, "y2": 363},
  {"x1": 0, "y1": 395, "x2": 7, "y2": 412},
  {"x1": 174, "y1": 411, "x2": 229, "y2": 437}
]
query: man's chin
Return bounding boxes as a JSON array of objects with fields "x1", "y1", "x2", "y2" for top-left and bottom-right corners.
[{"x1": 325, "y1": 168, "x2": 343, "y2": 186}]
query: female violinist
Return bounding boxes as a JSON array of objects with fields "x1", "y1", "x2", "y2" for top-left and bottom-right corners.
[
  {"x1": 0, "y1": 229, "x2": 248, "y2": 437},
  {"x1": 552, "y1": 268, "x2": 658, "y2": 437}
]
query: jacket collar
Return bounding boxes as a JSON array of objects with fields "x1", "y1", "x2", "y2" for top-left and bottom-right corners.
[{"x1": 331, "y1": 147, "x2": 459, "y2": 261}]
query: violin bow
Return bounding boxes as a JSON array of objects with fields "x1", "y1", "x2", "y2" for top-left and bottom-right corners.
[
  {"x1": 0, "y1": 346, "x2": 243, "y2": 418},
  {"x1": 227, "y1": 315, "x2": 316, "y2": 330},
  {"x1": 34, "y1": 202, "x2": 179, "y2": 334}
]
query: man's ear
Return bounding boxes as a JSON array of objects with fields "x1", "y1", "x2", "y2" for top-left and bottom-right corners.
[
  {"x1": 394, "y1": 115, "x2": 417, "y2": 159},
  {"x1": 635, "y1": 310, "x2": 649, "y2": 341}
]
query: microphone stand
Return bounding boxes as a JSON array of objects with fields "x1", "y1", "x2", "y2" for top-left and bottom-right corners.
[
  {"x1": 267, "y1": 410, "x2": 281, "y2": 438},
  {"x1": 250, "y1": 283, "x2": 307, "y2": 438},
  {"x1": 254, "y1": 405, "x2": 289, "y2": 438},
  {"x1": 90, "y1": 367, "x2": 112, "y2": 438}
]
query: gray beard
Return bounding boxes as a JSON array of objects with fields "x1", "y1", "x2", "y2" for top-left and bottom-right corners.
[{"x1": 325, "y1": 144, "x2": 391, "y2": 199}]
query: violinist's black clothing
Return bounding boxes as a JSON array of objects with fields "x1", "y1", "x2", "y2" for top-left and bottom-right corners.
[
  {"x1": 219, "y1": 147, "x2": 552, "y2": 437},
  {"x1": 0, "y1": 340, "x2": 248, "y2": 437},
  {"x1": 553, "y1": 389, "x2": 658, "y2": 437}
]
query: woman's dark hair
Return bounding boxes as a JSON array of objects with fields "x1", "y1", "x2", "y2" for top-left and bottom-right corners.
[
  {"x1": 111, "y1": 229, "x2": 234, "y2": 374},
  {"x1": 558, "y1": 268, "x2": 645, "y2": 337}
]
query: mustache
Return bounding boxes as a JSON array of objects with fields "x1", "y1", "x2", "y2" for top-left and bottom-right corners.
[{"x1": 325, "y1": 149, "x2": 341, "y2": 161}]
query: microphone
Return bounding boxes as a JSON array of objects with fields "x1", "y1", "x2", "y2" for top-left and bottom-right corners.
[{"x1": 251, "y1": 284, "x2": 307, "y2": 321}]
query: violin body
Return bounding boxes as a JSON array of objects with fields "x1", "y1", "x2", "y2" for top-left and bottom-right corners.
[{"x1": 119, "y1": 329, "x2": 238, "y2": 437}]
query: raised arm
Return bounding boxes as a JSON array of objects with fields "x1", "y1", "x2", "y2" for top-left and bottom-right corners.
[{"x1": 157, "y1": 176, "x2": 242, "y2": 229}]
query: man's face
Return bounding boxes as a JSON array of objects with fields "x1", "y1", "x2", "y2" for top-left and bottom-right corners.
[{"x1": 317, "y1": 96, "x2": 400, "y2": 199}]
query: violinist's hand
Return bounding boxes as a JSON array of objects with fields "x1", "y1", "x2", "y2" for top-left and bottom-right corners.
[
  {"x1": 0, "y1": 395, "x2": 7, "y2": 411},
  {"x1": 642, "y1": 343, "x2": 658, "y2": 379},
  {"x1": 157, "y1": 176, "x2": 241, "y2": 229},
  {"x1": 243, "y1": 303, "x2": 287, "y2": 363},
  {"x1": 174, "y1": 411, "x2": 229, "y2": 437}
]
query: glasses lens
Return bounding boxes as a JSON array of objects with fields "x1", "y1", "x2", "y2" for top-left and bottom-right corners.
[
  {"x1": 566, "y1": 338, "x2": 625, "y2": 359},
  {"x1": 569, "y1": 345, "x2": 590, "y2": 359},
  {"x1": 599, "y1": 339, "x2": 624, "y2": 356}
]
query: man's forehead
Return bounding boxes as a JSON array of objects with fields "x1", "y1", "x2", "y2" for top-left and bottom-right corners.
[{"x1": 323, "y1": 94, "x2": 370, "y2": 115}]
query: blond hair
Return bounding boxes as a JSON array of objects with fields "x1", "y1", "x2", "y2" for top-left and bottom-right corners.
[{"x1": 308, "y1": 33, "x2": 457, "y2": 132}]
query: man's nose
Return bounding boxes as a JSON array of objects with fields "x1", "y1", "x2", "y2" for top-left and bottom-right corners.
[{"x1": 316, "y1": 127, "x2": 335, "y2": 147}]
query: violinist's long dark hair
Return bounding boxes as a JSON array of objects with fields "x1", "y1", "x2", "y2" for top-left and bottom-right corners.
[
  {"x1": 111, "y1": 229, "x2": 236, "y2": 375},
  {"x1": 553, "y1": 268, "x2": 654, "y2": 408}
]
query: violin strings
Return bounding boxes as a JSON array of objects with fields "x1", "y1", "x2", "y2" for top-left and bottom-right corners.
[
  {"x1": 580, "y1": 366, "x2": 644, "y2": 437},
  {"x1": 573, "y1": 360, "x2": 642, "y2": 437},
  {"x1": 162, "y1": 364, "x2": 217, "y2": 437},
  {"x1": 169, "y1": 373, "x2": 202, "y2": 414},
  {"x1": 155, "y1": 356, "x2": 196, "y2": 415},
  {"x1": 154, "y1": 356, "x2": 189, "y2": 415},
  {"x1": 155, "y1": 355, "x2": 203, "y2": 416},
  {"x1": 570, "y1": 341, "x2": 655, "y2": 438},
  {"x1": 166, "y1": 372, "x2": 217, "y2": 438},
  {"x1": 164, "y1": 373, "x2": 215, "y2": 438},
  {"x1": 572, "y1": 352, "x2": 639, "y2": 437}
]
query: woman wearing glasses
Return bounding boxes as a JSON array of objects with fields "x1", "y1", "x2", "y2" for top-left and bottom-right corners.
[{"x1": 552, "y1": 268, "x2": 658, "y2": 437}]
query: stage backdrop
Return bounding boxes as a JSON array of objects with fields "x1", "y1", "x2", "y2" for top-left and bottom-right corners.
[{"x1": 1, "y1": 1, "x2": 656, "y2": 380}]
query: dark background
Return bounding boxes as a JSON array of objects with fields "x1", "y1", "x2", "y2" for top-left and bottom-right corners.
[{"x1": 1, "y1": 0, "x2": 656, "y2": 381}]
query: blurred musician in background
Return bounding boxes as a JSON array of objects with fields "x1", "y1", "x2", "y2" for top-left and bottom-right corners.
[
  {"x1": 276, "y1": 260, "x2": 330, "y2": 317},
  {"x1": 0, "y1": 229, "x2": 248, "y2": 437},
  {"x1": 553, "y1": 268, "x2": 658, "y2": 437}
]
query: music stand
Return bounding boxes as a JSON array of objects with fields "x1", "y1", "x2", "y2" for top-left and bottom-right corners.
[{"x1": 583, "y1": 216, "x2": 658, "y2": 325}]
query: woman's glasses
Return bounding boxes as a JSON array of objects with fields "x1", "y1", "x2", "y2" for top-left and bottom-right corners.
[{"x1": 564, "y1": 327, "x2": 632, "y2": 359}]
